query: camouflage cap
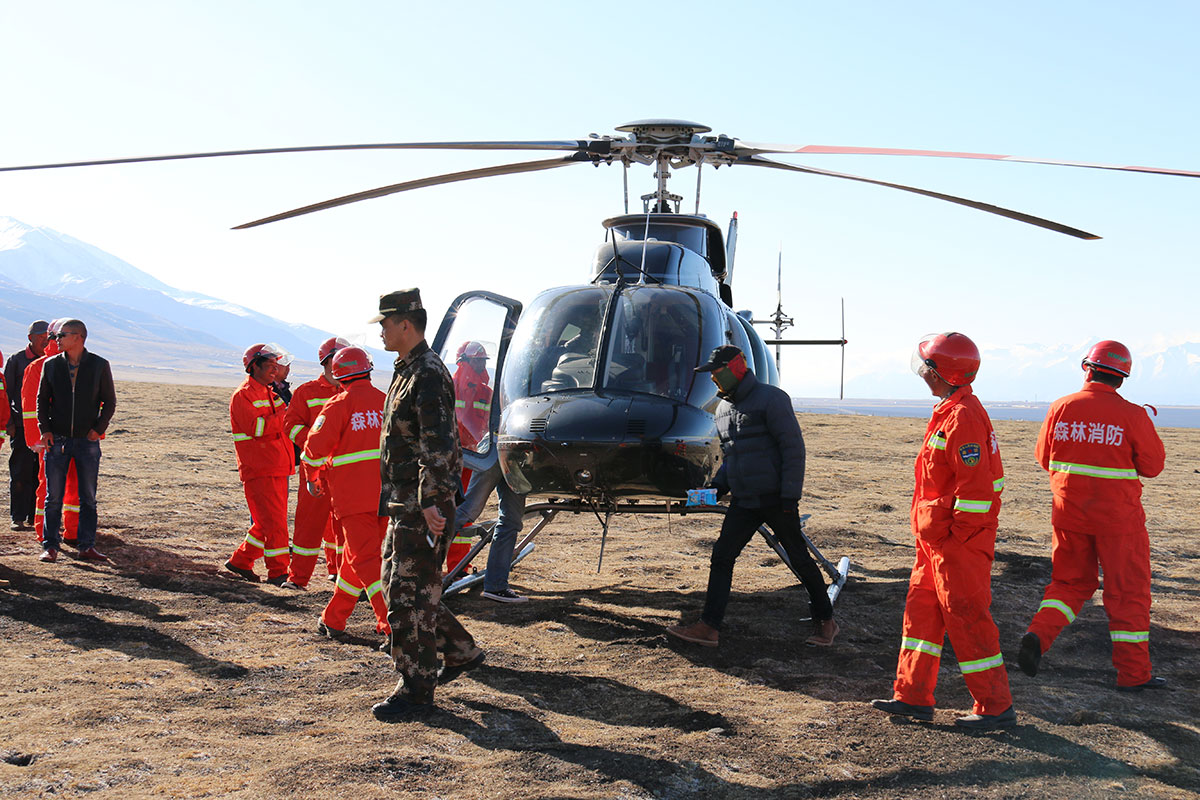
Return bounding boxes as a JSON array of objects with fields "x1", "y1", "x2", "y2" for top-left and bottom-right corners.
[{"x1": 369, "y1": 288, "x2": 423, "y2": 323}]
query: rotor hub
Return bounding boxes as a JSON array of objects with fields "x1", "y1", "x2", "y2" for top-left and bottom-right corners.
[{"x1": 615, "y1": 119, "x2": 711, "y2": 144}]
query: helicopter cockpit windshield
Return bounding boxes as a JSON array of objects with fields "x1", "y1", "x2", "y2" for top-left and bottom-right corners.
[
  {"x1": 502, "y1": 288, "x2": 607, "y2": 397},
  {"x1": 603, "y1": 287, "x2": 710, "y2": 402},
  {"x1": 501, "y1": 285, "x2": 725, "y2": 411}
]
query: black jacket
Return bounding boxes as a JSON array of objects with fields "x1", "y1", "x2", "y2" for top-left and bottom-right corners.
[
  {"x1": 37, "y1": 350, "x2": 116, "y2": 438},
  {"x1": 4, "y1": 347, "x2": 37, "y2": 445},
  {"x1": 709, "y1": 371, "x2": 806, "y2": 507}
]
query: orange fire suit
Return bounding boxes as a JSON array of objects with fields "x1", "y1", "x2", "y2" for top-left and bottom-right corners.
[
  {"x1": 893, "y1": 385, "x2": 1012, "y2": 715},
  {"x1": 283, "y1": 374, "x2": 343, "y2": 585},
  {"x1": 449, "y1": 363, "x2": 491, "y2": 573},
  {"x1": 452, "y1": 361, "x2": 491, "y2": 452},
  {"x1": 227, "y1": 377, "x2": 294, "y2": 579},
  {"x1": 1026, "y1": 381, "x2": 1166, "y2": 687},
  {"x1": 23, "y1": 350, "x2": 80, "y2": 543},
  {"x1": 303, "y1": 378, "x2": 390, "y2": 633}
]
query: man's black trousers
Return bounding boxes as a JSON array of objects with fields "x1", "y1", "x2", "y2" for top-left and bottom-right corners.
[
  {"x1": 700, "y1": 500, "x2": 833, "y2": 629},
  {"x1": 8, "y1": 444, "x2": 38, "y2": 524}
]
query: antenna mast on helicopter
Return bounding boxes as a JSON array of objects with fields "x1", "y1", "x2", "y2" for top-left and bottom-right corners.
[
  {"x1": 753, "y1": 249, "x2": 848, "y2": 398},
  {"x1": 750, "y1": 248, "x2": 795, "y2": 374},
  {"x1": 768, "y1": 248, "x2": 794, "y2": 375}
]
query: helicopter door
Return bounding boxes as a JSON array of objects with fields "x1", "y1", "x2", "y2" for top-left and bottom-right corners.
[{"x1": 430, "y1": 290, "x2": 523, "y2": 472}]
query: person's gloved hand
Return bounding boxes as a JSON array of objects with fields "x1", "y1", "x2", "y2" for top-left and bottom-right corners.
[{"x1": 780, "y1": 498, "x2": 800, "y2": 517}]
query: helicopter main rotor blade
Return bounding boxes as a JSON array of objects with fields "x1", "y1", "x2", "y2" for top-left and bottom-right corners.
[
  {"x1": 740, "y1": 155, "x2": 1101, "y2": 240},
  {"x1": 233, "y1": 154, "x2": 590, "y2": 229},
  {"x1": 0, "y1": 141, "x2": 596, "y2": 173},
  {"x1": 733, "y1": 141, "x2": 1200, "y2": 180}
]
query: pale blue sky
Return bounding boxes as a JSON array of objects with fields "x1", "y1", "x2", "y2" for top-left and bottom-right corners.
[{"x1": 2, "y1": 1, "x2": 1197, "y2": 400}]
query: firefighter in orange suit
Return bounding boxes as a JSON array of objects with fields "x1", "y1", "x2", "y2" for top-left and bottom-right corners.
[
  {"x1": 871, "y1": 332, "x2": 1015, "y2": 730},
  {"x1": 448, "y1": 340, "x2": 492, "y2": 573},
  {"x1": 224, "y1": 343, "x2": 295, "y2": 584},
  {"x1": 302, "y1": 347, "x2": 391, "y2": 638},
  {"x1": 23, "y1": 321, "x2": 80, "y2": 544},
  {"x1": 1018, "y1": 341, "x2": 1166, "y2": 692},
  {"x1": 280, "y1": 336, "x2": 350, "y2": 588},
  {"x1": 451, "y1": 341, "x2": 491, "y2": 452}
]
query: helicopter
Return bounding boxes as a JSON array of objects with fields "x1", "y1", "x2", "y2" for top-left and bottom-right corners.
[{"x1": 5, "y1": 119, "x2": 1198, "y2": 604}]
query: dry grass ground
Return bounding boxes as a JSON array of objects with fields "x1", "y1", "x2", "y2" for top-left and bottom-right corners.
[{"x1": 0, "y1": 381, "x2": 1196, "y2": 799}]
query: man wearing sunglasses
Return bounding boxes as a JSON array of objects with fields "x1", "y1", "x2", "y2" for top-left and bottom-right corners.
[{"x1": 36, "y1": 319, "x2": 116, "y2": 563}]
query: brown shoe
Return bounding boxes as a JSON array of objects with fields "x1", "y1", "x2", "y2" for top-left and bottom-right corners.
[
  {"x1": 39, "y1": 548, "x2": 58, "y2": 563},
  {"x1": 806, "y1": 618, "x2": 839, "y2": 647},
  {"x1": 79, "y1": 547, "x2": 109, "y2": 562},
  {"x1": 666, "y1": 620, "x2": 719, "y2": 647}
]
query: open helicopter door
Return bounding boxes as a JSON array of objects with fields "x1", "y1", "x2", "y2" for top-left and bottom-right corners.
[
  {"x1": 430, "y1": 291, "x2": 534, "y2": 594},
  {"x1": 430, "y1": 290, "x2": 523, "y2": 473}
]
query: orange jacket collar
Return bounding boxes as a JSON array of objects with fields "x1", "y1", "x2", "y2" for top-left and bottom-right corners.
[
  {"x1": 934, "y1": 384, "x2": 975, "y2": 413},
  {"x1": 1082, "y1": 381, "x2": 1119, "y2": 395}
]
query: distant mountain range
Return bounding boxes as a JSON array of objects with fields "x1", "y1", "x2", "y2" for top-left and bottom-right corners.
[{"x1": 0, "y1": 217, "x2": 370, "y2": 385}]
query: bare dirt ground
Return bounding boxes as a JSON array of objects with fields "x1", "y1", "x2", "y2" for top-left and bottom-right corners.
[{"x1": 1, "y1": 381, "x2": 1196, "y2": 799}]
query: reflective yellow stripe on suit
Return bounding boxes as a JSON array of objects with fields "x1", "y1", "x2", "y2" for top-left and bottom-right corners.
[
  {"x1": 329, "y1": 449, "x2": 381, "y2": 467},
  {"x1": 901, "y1": 637, "x2": 943, "y2": 658},
  {"x1": 1049, "y1": 460, "x2": 1138, "y2": 480}
]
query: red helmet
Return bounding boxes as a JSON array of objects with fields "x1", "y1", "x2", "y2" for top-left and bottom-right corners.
[
  {"x1": 318, "y1": 336, "x2": 351, "y2": 365},
  {"x1": 1082, "y1": 340, "x2": 1132, "y2": 377},
  {"x1": 456, "y1": 340, "x2": 487, "y2": 362},
  {"x1": 243, "y1": 342, "x2": 293, "y2": 373},
  {"x1": 912, "y1": 332, "x2": 980, "y2": 387},
  {"x1": 331, "y1": 346, "x2": 373, "y2": 381}
]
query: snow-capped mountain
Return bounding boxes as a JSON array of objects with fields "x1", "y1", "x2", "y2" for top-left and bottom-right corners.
[{"x1": 0, "y1": 217, "x2": 369, "y2": 384}]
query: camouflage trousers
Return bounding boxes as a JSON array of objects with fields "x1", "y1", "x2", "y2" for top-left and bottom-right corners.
[{"x1": 381, "y1": 509, "x2": 479, "y2": 702}]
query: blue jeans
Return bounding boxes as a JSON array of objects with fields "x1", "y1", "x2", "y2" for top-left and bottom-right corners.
[
  {"x1": 43, "y1": 436, "x2": 101, "y2": 550},
  {"x1": 453, "y1": 462, "x2": 526, "y2": 592}
]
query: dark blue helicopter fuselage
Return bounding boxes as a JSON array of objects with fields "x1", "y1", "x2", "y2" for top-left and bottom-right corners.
[{"x1": 493, "y1": 214, "x2": 780, "y2": 500}]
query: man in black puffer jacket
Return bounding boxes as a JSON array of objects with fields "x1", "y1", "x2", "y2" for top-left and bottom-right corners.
[{"x1": 666, "y1": 345, "x2": 837, "y2": 648}]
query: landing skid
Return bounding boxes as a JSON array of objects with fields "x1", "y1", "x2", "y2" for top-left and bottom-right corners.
[{"x1": 443, "y1": 501, "x2": 851, "y2": 606}]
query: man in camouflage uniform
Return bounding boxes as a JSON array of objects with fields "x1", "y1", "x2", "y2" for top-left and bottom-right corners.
[{"x1": 370, "y1": 288, "x2": 485, "y2": 721}]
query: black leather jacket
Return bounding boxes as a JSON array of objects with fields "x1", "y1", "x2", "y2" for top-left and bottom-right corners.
[{"x1": 36, "y1": 350, "x2": 116, "y2": 438}]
